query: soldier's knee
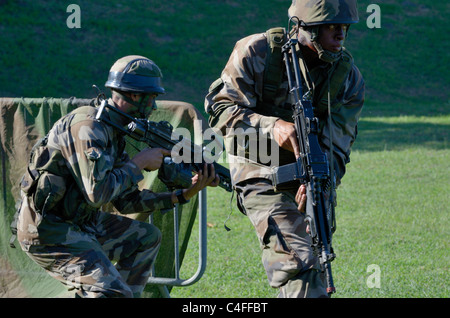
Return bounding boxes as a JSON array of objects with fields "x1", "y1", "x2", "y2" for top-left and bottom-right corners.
[
  {"x1": 261, "y1": 218, "x2": 318, "y2": 288},
  {"x1": 262, "y1": 226, "x2": 302, "y2": 287}
]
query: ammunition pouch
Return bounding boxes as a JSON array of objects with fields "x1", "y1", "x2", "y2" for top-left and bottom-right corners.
[
  {"x1": 19, "y1": 136, "x2": 49, "y2": 196},
  {"x1": 33, "y1": 172, "x2": 67, "y2": 214},
  {"x1": 20, "y1": 167, "x2": 40, "y2": 196},
  {"x1": 15, "y1": 134, "x2": 93, "y2": 224},
  {"x1": 19, "y1": 135, "x2": 70, "y2": 215}
]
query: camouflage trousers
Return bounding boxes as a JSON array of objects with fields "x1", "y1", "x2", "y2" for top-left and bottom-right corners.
[
  {"x1": 19, "y1": 211, "x2": 161, "y2": 298},
  {"x1": 235, "y1": 179, "x2": 328, "y2": 298}
]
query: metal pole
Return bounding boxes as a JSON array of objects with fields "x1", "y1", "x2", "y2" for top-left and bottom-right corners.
[
  {"x1": 173, "y1": 203, "x2": 180, "y2": 280},
  {"x1": 147, "y1": 188, "x2": 207, "y2": 287}
]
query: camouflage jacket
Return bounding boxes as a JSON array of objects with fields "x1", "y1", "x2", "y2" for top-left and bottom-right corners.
[
  {"x1": 42, "y1": 101, "x2": 173, "y2": 218},
  {"x1": 205, "y1": 31, "x2": 365, "y2": 186}
]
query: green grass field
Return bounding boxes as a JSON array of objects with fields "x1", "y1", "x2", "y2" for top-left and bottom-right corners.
[
  {"x1": 0, "y1": 0, "x2": 448, "y2": 298},
  {"x1": 170, "y1": 148, "x2": 449, "y2": 298}
]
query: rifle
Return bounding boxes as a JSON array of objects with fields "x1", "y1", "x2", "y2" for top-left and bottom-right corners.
[
  {"x1": 95, "y1": 99, "x2": 232, "y2": 192},
  {"x1": 275, "y1": 24, "x2": 337, "y2": 295}
]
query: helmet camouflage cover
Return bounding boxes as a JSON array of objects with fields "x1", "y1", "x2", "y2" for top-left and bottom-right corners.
[
  {"x1": 288, "y1": 0, "x2": 359, "y2": 26},
  {"x1": 105, "y1": 55, "x2": 165, "y2": 94}
]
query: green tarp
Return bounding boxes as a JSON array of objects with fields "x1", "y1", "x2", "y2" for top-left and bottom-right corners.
[{"x1": 0, "y1": 97, "x2": 207, "y2": 297}]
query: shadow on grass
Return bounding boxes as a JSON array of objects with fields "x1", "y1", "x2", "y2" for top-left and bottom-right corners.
[{"x1": 353, "y1": 119, "x2": 449, "y2": 152}]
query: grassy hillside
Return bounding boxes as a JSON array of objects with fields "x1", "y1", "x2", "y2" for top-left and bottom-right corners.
[
  {"x1": 2, "y1": 1, "x2": 447, "y2": 116},
  {"x1": 1, "y1": 0, "x2": 448, "y2": 298},
  {"x1": 0, "y1": 0, "x2": 287, "y2": 106}
]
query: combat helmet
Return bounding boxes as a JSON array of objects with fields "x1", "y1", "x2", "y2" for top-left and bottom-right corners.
[
  {"x1": 105, "y1": 55, "x2": 165, "y2": 118},
  {"x1": 288, "y1": 0, "x2": 359, "y2": 62},
  {"x1": 105, "y1": 55, "x2": 165, "y2": 94}
]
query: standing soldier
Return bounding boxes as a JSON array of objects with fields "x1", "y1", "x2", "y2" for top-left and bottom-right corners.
[
  {"x1": 205, "y1": 0, "x2": 364, "y2": 297},
  {"x1": 15, "y1": 55, "x2": 219, "y2": 297}
]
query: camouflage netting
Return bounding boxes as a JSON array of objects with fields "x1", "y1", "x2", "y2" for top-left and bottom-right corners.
[{"x1": 0, "y1": 97, "x2": 207, "y2": 297}]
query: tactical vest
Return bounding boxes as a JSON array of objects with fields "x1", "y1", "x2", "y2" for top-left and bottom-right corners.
[
  {"x1": 259, "y1": 27, "x2": 354, "y2": 121},
  {"x1": 246, "y1": 27, "x2": 355, "y2": 184},
  {"x1": 10, "y1": 106, "x2": 104, "y2": 247}
]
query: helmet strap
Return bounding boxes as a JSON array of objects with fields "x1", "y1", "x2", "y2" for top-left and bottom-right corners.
[
  {"x1": 113, "y1": 90, "x2": 152, "y2": 118},
  {"x1": 308, "y1": 26, "x2": 343, "y2": 63},
  {"x1": 313, "y1": 42, "x2": 343, "y2": 63}
]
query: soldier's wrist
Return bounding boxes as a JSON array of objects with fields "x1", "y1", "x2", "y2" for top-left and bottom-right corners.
[{"x1": 174, "y1": 189, "x2": 190, "y2": 205}]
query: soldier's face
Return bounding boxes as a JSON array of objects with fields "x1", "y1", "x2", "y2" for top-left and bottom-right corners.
[
  {"x1": 129, "y1": 93, "x2": 157, "y2": 118},
  {"x1": 318, "y1": 24, "x2": 348, "y2": 52}
]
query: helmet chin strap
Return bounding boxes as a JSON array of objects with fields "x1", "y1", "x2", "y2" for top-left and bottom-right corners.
[
  {"x1": 313, "y1": 41, "x2": 343, "y2": 63},
  {"x1": 113, "y1": 90, "x2": 154, "y2": 118},
  {"x1": 308, "y1": 26, "x2": 343, "y2": 63}
]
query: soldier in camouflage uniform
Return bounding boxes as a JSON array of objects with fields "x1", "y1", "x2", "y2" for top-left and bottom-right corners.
[
  {"x1": 205, "y1": 0, "x2": 364, "y2": 297},
  {"x1": 16, "y1": 55, "x2": 219, "y2": 298}
]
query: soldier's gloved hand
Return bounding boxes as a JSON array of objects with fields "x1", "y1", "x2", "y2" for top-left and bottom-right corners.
[
  {"x1": 131, "y1": 148, "x2": 171, "y2": 171},
  {"x1": 273, "y1": 119, "x2": 300, "y2": 159}
]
